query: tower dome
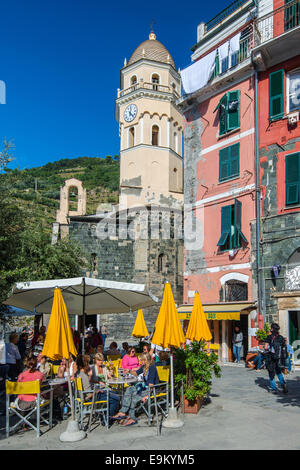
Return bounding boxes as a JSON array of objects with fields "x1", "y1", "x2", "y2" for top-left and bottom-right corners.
[{"x1": 128, "y1": 33, "x2": 176, "y2": 69}]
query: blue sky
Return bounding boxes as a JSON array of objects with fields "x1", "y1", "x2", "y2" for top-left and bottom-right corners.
[{"x1": 0, "y1": 0, "x2": 229, "y2": 170}]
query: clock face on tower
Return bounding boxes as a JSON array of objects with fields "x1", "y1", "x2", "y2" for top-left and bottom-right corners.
[{"x1": 124, "y1": 104, "x2": 138, "y2": 122}]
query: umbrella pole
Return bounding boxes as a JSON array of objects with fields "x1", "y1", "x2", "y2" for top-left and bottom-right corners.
[
  {"x1": 66, "y1": 363, "x2": 75, "y2": 421},
  {"x1": 162, "y1": 348, "x2": 184, "y2": 429},
  {"x1": 81, "y1": 279, "x2": 86, "y2": 356}
]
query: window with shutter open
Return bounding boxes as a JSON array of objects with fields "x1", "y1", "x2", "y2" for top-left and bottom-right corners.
[
  {"x1": 217, "y1": 199, "x2": 247, "y2": 251},
  {"x1": 269, "y1": 69, "x2": 284, "y2": 120},
  {"x1": 214, "y1": 90, "x2": 240, "y2": 136}
]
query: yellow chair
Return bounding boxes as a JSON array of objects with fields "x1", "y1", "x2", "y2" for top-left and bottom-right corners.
[
  {"x1": 6, "y1": 380, "x2": 52, "y2": 438},
  {"x1": 106, "y1": 354, "x2": 121, "y2": 362},
  {"x1": 74, "y1": 376, "x2": 109, "y2": 431},
  {"x1": 156, "y1": 366, "x2": 170, "y2": 383},
  {"x1": 49, "y1": 364, "x2": 60, "y2": 377}
]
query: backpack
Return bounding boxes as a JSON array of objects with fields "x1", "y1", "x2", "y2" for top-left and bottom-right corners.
[{"x1": 269, "y1": 334, "x2": 287, "y2": 364}]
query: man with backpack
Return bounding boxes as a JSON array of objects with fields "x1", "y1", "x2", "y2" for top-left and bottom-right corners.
[{"x1": 264, "y1": 323, "x2": 288, "y2": 395}]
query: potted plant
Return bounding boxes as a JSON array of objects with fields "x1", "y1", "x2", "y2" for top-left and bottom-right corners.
[
  {"x1": 174, "y1": 340, "x2": 221, "y2": 414},
  {"x1": 255, "y1": 323, "x2": 271, "y2": 343}
]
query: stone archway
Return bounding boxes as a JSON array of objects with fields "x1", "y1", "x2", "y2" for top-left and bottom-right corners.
[{"x1": 56, "y1": 178, "x2": 87, "y2": 225}]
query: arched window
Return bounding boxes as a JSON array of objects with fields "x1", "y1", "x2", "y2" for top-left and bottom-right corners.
[
  {"x1": 131, "y1": 75, "x2": 137, "y2": 90},
  {"x1": 129, "y1": 127, "x2": 135, "y2": 147},
  {"x1": 152, "y1": 125, "x2": 159, "y2": 146},
  {"x1": 152, "y1": 74, "x2": 160, "y2": 91},
  {"x1": 68, "y1": 186, "x2": 78, "y2": 212},
  {"x1": 174, "y1": 132, "x2": 178, "y2": 153},
  {"x1": 158, "y1": 253, "x2": 167, "y2": 273},
  {"x1": 225, "y1": 280, "x2": 248, "y2": 302}
]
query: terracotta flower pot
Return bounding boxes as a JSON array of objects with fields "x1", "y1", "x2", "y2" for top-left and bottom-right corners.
[{"x1": 182, "y1": 396, "x2": 204, "y2": 414}]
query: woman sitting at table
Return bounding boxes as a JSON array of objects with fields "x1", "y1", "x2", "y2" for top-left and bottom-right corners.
[
  {"x1": 91, "y1": 353, "x2": 114, "y2": 385},
  {"x1": 17, "y1": 356, "x2": 45, "y2": 411},
  {"x1": 75, "y1": 354, "x2": 120, "y2": 421},
  {"x1": 121, "y1": 346, "x2": 140, "y2": 372},
  {"x1": 112, "y1": 352, "x2": 159, "y2": 426},
  {"x1": 37, "y1": 353, "x2": 51, "y2": 377}
]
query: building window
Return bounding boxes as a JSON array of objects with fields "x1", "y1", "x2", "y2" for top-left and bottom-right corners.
[
  {"x1": 152, "y1": 125, "x2": 159, "y2": 146},
  {"x1": 68, "y1": 186, "x2": 78, "y2": 212},
  {"x1": 285, "y1": 0, "x2": 300, "y2": 31},
  {"x1": 214, "y1": 90, "x2": 240, "y2": 136},
  {"x1": 225, "y1": 280, "x2": 248, "y2": 302},
  {"x1": 131, "y1": 75, "x2": 137, "y2": 90},
  {"x1": 269, "y1": 69, "x2": 284, "y2": 120},
  {"x1": 287, "y1": 69, "x2": 300, "y2": 113},
  {"x1": 91, "y1": 253, "x2": 97, "y2": 273},
  {"x1": 174, "y1": 132, "x2": 178, "y2": 153},
  {"x1": 152, "y1": 74, "x2": 160, "y2": 91},
  {"x1": 217, "y1": 199, "x2": 247, "y2": 251},
  {"x1": 286, "y1": 152, "x2": 300, "y2": 206},
  {"x1": 158, "y1": 253, "x2": 167, "y2": 273},
  {"x1": 219, "y1": 143, "x2": 240, "y2": 182},
  {"x1": 129, "y1": 127, "x2": 135, "y2": 147}
]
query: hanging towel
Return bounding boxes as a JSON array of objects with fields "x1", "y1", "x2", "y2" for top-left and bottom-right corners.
[
  {"x1": 218, "y1": 41, "x2": 229, "y2": 62},
  {"x1": 229, "y1": 32, "x2": 241, "y2": 55},
  {"x1": 181, "y1": 49, "x2": 217, "y2": 95}
]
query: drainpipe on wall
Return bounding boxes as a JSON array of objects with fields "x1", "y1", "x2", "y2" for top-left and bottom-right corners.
[{"x1": 254, "y1": 68, "x2": 264, "y2": 322}]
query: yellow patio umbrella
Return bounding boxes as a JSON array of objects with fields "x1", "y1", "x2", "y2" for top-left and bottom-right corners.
[
  {"x1": 131, "y1": 309, "x2": 149, "y2": 338},
  {"x1": 151, "y1": 282, "x2": 185, "y2": 428},
  {"x1": 42, "y1": 288, "x2": 77, "y2": 360},
  {"x1": 186, "y1": 292, "x2": 212, "y2": 342},
  {"x1": 152, "y1": 282, "x2": 185, "y2": 349},
  {"x1": 42, "y1": 288, "x2": 77, "y2": 421}
]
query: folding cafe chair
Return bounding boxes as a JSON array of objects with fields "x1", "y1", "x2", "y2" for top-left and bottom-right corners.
[
  {"x1": 136, "y1": 365, "x2": 170, "y2": 433},
  {"x1": 74, "y1": 376, "x2": 109, "y2": 431},
  {"x1": 6, "y1": 380, "x2": 53, "y2": 438}
]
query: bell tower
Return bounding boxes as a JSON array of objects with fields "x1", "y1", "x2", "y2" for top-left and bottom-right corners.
[{"x1": 115, "y1": 32, "x2": 183, "y2": 209}]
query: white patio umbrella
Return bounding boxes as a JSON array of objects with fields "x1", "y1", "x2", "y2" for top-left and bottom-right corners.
[{"x1": 3, "y1": 277, "x2": 158, "y2": 354}]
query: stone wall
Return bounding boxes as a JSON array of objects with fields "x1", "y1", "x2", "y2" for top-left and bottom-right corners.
[
  {"x1": 252, "y1": 137, "x2": 300, "y2": 323},
  {"x1": 68, "y1": 209, "x2": 183, "y2": 344}
]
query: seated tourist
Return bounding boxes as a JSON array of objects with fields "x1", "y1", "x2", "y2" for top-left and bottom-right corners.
[
  {"x1": 91, "y1": 353, "x2": 114, "y2": 385},
  {"x1": 37, "y1": 353, "x2": 51, "y2": 377},
  {"x1": 121, "y1": 346, "x2": 140, "y2": 372},
  {"x1": 17, "y1": 356, "x2": 45, "y2": 411},
  {"x1": 106, "y1": 342, "x2": 120, "y2": 357},
  {"x1": 156, "y1": 350, "x2": 170, "y2": 366},
  {"x1": 142, "y1": 344, "x2": 151, "y2": 355},
  {"x1": 75, "y1": 354, "x2": 120, "y2": 421},
  {"x1": 112, "y1": 353, "x2": 159, "y2": 426},
  {"x1": 120, "y1": 342, "x2": 129, "y2": 358}
]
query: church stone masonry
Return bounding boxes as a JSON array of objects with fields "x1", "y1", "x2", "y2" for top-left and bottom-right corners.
[{"x1": 53, "y1": 32, "x2": 184, "y2": 342}]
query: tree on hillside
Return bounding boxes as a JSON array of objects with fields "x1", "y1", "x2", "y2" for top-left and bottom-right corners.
[{"x1": 0, "y1": 139, "x2": 14, "y2": 171}]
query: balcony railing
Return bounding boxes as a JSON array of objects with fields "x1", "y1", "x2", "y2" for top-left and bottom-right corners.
[
  {"x1": 254, "y1": 0, "x2": 300, "y2": 46},
  {"x1": 205, "y1": 0, "x2": 252, "y2": 33},
  {"x1": 118, "y1": 82, "x2": 180, "y2": 99}
]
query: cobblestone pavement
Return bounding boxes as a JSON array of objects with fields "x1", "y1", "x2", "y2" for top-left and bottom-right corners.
[{"x1": 1, "y1": 365, "x2": 300, "y2": 450}]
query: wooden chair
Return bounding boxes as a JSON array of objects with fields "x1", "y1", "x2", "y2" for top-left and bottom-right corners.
[{"x1": 6, "y1": 380, "x2": 52, "y2": 438}]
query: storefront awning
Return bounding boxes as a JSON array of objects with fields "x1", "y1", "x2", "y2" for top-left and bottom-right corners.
[{"x1": 177, "y1": 302, "x2": 255, "y2": 321}]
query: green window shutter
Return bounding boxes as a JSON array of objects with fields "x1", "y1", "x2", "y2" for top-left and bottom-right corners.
[
  {"x1": 229, "y1": 143, "x2": 240, "y2": 178},
  {"x1": 269, "y1": 70, "x2": 284, "y2": 120},
  {"x1": 234, "y1": 199, "x2": 247, "y2": 248},
  {"x1": 219, "y1": 143, "x2": 240, "y2": 182},
  {"x1": 219, "y1": 147, "x2": 230, "y2": 181},
  {"x1": 286, "y1": 152, "x2": 300, "y2": 205},
  {"x1": 217, "y1": 205, "x2": 232, "y2": 247},
  {"x1": 218, "y1": 94, "x2": 228, "y2": 136},
  {"x1": 227, "y1": 90, "x2": 240, "y2": 131}
]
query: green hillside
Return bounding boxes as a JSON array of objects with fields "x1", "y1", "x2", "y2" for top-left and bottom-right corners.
[{"x1": 0, "y1": 156, "x2": 120, "y2": 231}]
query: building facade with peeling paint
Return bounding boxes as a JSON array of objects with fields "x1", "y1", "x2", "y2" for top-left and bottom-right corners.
[
  {"x1": 177, "y1": 0, "x2": 258, "y2": 363},
  {"x1": 252, "y1": 0, "x2": 300, "y2": 357}
]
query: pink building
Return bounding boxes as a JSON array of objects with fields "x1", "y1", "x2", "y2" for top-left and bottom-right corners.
[{"x1": 178, "y1": 0, "x2": 258, "y2": 362}]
